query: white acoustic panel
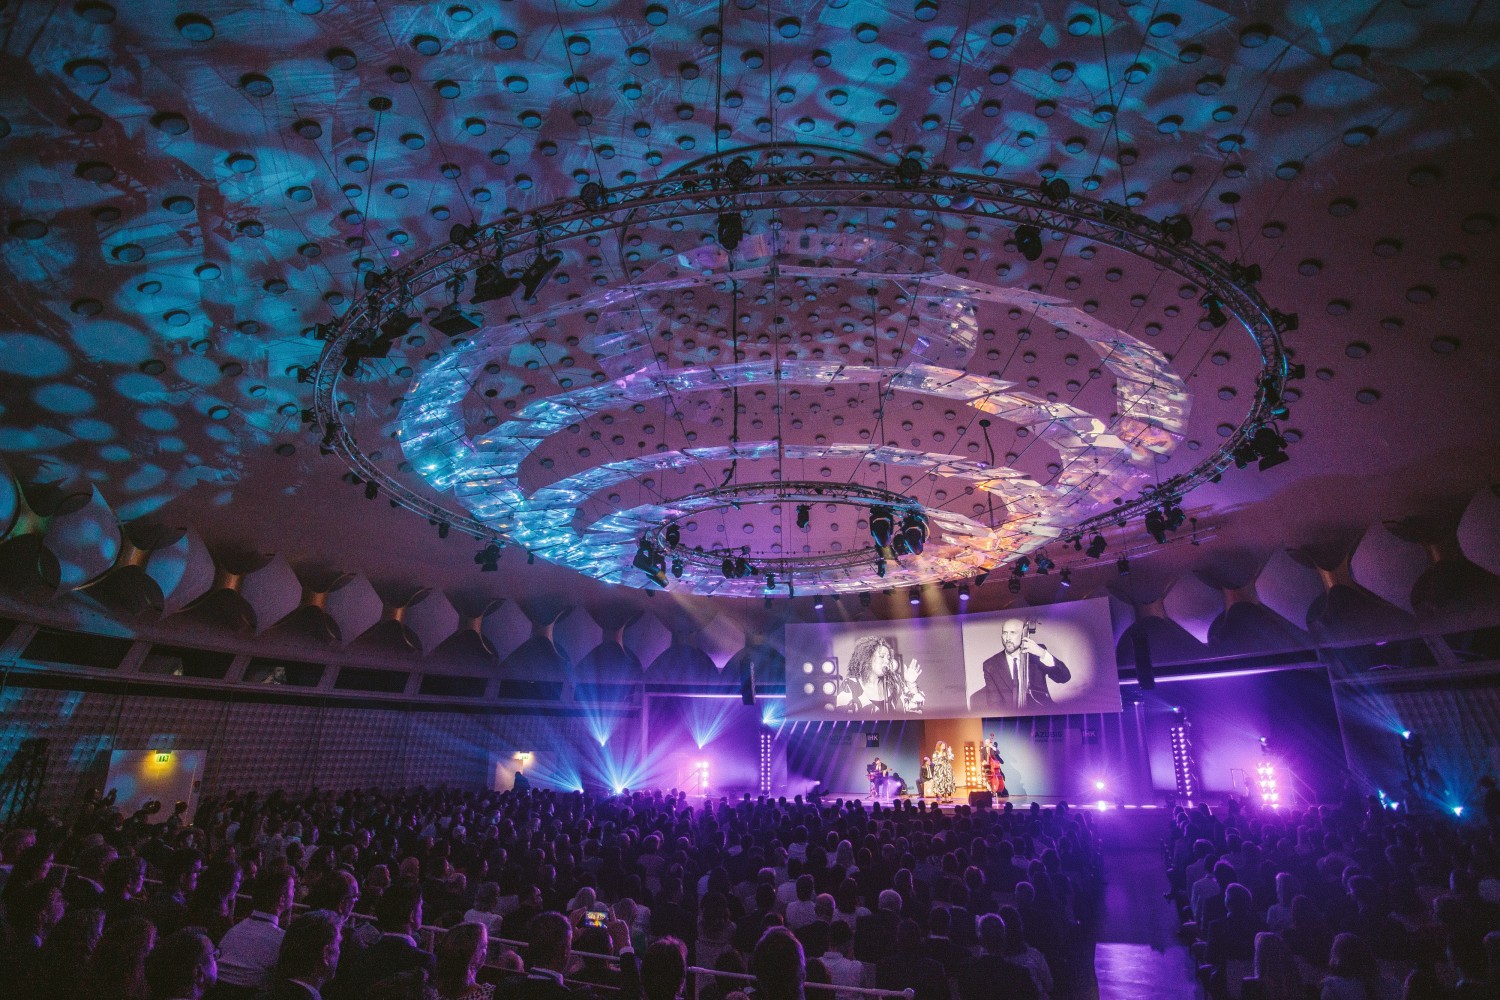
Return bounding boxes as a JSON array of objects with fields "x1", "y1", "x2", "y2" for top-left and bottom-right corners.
[
  {"x1": 1164, "y1": 574, "x2": 1223, "y2": 644},
  {"x1": 481, "y1": 599, "x2": 531, "y2": 662},
  {"x1": 323, "y1": 574, "x2": 383, "y2": 645},
  {"x1": 0, "y1": 461, "x2": 17, "y2": 539},
  {"x1": 41, "y1": 485, "x2": 121, "y2": 591},
  {"x1": 404, "y1": 588, "x2": 459, "y2": 655},
  {"x1": 1351, "y1": 523, "x2": 1430, "y2": 614},
  {"x1": 1458, "y1": 486, "x2": 1500, "y2": 577},
  {"x1": 1257, "y1": 548, "x2": 1326, "y2": 628},
  {"x1": 146, "y1": 528, "x2": 218, "y2": 615},
  {"x1": 239, "y1": 554, "x2": 303, "y2": 632}
]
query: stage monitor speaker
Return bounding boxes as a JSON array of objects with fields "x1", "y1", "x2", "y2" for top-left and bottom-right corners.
[
  {"x1": 968, "y1": 790, "x2": 994, "y2": 809},
  {"x1": 1133, "y1": 628, "x2": 1155, "y2": 690}
]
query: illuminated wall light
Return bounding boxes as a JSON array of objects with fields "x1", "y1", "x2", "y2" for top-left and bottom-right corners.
[
  {"x1": 758, "y1": 728, "x2": 773, "y2": 795},
  {"x1": 963, "y1": 742, "x2": 978, "y2": 788}
]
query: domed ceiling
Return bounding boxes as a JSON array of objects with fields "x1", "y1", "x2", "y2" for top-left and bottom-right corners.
[{"x1": 0, "y1": 0, "x2": 1497, "y2": 620}]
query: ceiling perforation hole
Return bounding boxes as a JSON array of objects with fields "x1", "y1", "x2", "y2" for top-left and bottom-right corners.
[{"x1": 1354, "y1": 389, "x2": 1380, "y2": 405}]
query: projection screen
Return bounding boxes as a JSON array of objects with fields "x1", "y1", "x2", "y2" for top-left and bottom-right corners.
[{"x1": 784, "y1": 597, "x2": 1120, "y2": 720}]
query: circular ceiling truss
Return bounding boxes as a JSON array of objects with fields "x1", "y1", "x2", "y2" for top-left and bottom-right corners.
[{"x1": 314, "y1": 146, "x2": 1293, "y2": 595}]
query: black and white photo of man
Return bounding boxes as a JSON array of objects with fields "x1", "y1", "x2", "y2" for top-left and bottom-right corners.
[{"x1": 969, "y1": 617, "x2": 1071, "y2": 713}]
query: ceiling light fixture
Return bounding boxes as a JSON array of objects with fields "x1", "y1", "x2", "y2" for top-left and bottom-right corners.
[{"x1": 315, "y1": 143, "x2": 1295, "y2": 597}]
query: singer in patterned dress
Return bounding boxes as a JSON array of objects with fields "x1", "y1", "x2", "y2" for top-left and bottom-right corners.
[{"x1": 930, "y1": 740, "x2": 955, "y2": 802}]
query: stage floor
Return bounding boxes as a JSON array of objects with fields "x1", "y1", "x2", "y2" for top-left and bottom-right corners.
[{"x1": 827, "y1": 789, "x2": 1164, "y2": 810}]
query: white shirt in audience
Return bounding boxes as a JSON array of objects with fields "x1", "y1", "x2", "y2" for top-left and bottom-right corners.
[
  {"x1": 786, "y1": 898, "x2": 819, "y2": 929},
  {"x1": 216, "y1": 910, "x2": 284, "y2": 988},
  {"x1": 821, "y1": 951, "x2": 872, "y2": 1000}
]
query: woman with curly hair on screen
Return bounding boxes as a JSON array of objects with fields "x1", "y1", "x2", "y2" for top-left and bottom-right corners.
[{"x1": 832, "y1": 637, "x2": 924, "y2": 714}]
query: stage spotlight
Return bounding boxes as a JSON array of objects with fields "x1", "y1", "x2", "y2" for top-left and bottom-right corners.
[
  {"x1": 736, "y1": 556, "x2": 753, "y2": 578},
  {"x1": 1401, "y1": 729, "x2": 1412, "y2": 740},
  {"x1": 1252, "y1": 426, "x2": 1290, "y2": 470},
  {"x1": 1059, "y1": 567, "x2": 1072, "y2": 588},
  {"x1": 520, "y1": 252, "x2": 562, "y2": 301},
  {"x1": 716, "y1": 211, "x2": 744, "y2": 252},
  {"x1": 1007, "y1": 577, "x2": 1022, "y2": 594},
  {"x1": 724, "y1": 157, "x2": 752, "y2": 186},
  {"x1": 1454, "y1": 805, "x2": 1464, "y2": 818},
  {"x1": 633, "y1": 540, "x2": 668, "y2": 587},
  {"x1": 1015, "y1": 224, "x2": 1044, "y2": 262},
  {"x1": 895, "y1": 155, "x2": 923, "y2": 185},
  {"x1": 1145, "y1": 507, "x2": 1167, "y2": 545},
  {"x1": 875, "y1": 557, "x2": 887, "y2": 578},
  {"x1": 430, "y1": 303, "x2": 481, "y2": 337},
  {"x1": 1231, "y1": 261, "x2": 1263, "y2": 284},
  {"x1": 813, "y1": 595, "x2": 825, "y2": 610},
  {"x1": 671, "y1": 558, "x2": 684, "y2": 579},
  {"x1": 869, "y1": 505, "x2": 895, "y2": 548},
  {"x1": 900, "y1": 511, "x2": 929, "y2": 555},
  {"x1": 380, "y1": 310, "x2": 421, "y2": 344},
  {"x1": 1272, "y1": 309, "x2": 1300, "y2": 334},
  {"x1": 664, "y1": 523, "x2": 681, "y2": 547},
  {"x1": 764, "y1": 573, "x2": 776, "y2": 592},
  {"x1": 796, "y1": 504, "x2": 811, "y2": 531},
  {"x1": 908, "y1": 587, "x2": 920, "y2": 606},
  {"x1": 1040, "y1": 177, "x2": 1070, "y2": 201},
  {"x1": 471, "y1": 261, "x2": 521, "y2": 304},
  {"x1": 1094, "y1": 779, "x2": 1106, "y2": 791},
  {"x1": 958, "y1": 584, "x2": 970, "y2": 603},
  {"x1": 721, "y1": 555, "x2": 735, "y2": 578},
  {"x1": 449, "y1": 222, "x2": 476, "y2": 246},
  {"x1": 474, "y1": 543, "x2": 501, "y2": 572},
  {"x1": 1233, "y1": 440, "x2": 1260, "y2": 469},
  {"x1": 859, "y1": 592, "x2": 872, "y2": 607},
  {"x1": 1200, "y1": 293, "x2": 1228, "y2": 328},
  {"x1": 1035, "y1": 552, "x2": 1054, "y2": 575},
  {"x1": 1161, "y1": 213, "x2": 1193, "y2": 244},
  {"x1": 1116, "y1": 554, "x2": 1130, "y2": 576},
  {"x1": 1286, "y1": 362, "x2": 1306, "y2": 380},
  {"x1": 1015, "y1": 557, "x2": 1031, "y2": 576},
  {"x1": 1072, "y1": 536, "x2": 1083, "y2": 552},
  {"x1": 579, "y1": 180, "x2": 606, "y2": 209}
]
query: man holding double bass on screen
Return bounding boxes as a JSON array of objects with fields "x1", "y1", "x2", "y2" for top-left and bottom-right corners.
[{"x1": 970, "y1": 617, "x2": 1071, "y2": 713}]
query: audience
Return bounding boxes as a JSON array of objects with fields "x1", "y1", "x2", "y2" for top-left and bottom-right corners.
[{"x1": 1, "y1": 784, "x2": 1115, "y2": 1000}]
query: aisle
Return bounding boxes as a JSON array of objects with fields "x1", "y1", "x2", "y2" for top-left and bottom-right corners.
[{"x1": 1091, "y1": 810, "x2": 1200, "y2": 1000}]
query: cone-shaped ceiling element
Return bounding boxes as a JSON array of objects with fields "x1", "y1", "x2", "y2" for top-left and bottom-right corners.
[
  {"x1": 404, "y1": 588, "x2": 459, "y2": 655},
  {"x1": 1351, "y1": 522, "x2": 1430, "y2": 614},
  {"x1": 39, "y1": 485, "x2": 120, "y2": 592},
  {"x1": 0, "y1": 461, "x2": 18, "y2": 540},
  {"x1": 238, "y1": 553, "x2": 303, "y2": 633},
  {"x1": 1163, "y1": 573, "x2": 1223, "y2": 644},
  {"x1": 1257, "y1": 548, "x2": 1325, "y2": 629},
  {"x1": 649, "y1": 609, "x2": 718, "y2": 680},
  {"x1": 1457, "y1": 486, "x2": 1500, "y2": 577},
  {"x1": 322, "y1": 573, "x2": 383, "y2": 646}
]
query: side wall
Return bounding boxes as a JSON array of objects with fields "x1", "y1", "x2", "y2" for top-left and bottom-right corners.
[{"x1": 0, "y1": 681, "x2": 600, "y2": 818}]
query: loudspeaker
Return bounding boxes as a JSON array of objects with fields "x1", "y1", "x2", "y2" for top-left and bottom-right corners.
[
  {"x1": 1132, "y1": 628, "x2": 1155, "y2": 690},
  {"x1": 968, "y1": 790, "x2": 994, "y2": 809},
  {"x1": 741, "y1": 658, "x2": 755, "y2": 704}
]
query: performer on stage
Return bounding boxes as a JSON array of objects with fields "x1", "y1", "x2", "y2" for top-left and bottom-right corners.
[
  {"x1": 930, "y1": 741, "x2": 955, "y2": 803},
  {"x1": 866, "y1": 757, "x2": 889, "y2": 800},
  {"x1": 981, "y1": 733, "x2": 1007, "y2": 797},
  {"x1": 918, "y1": 755, "x2": 933, "y2": 799}
]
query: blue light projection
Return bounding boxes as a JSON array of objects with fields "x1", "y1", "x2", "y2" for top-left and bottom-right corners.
[{"x1": 0, "y1": 0, "x2": 1483, "y2": 612}]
